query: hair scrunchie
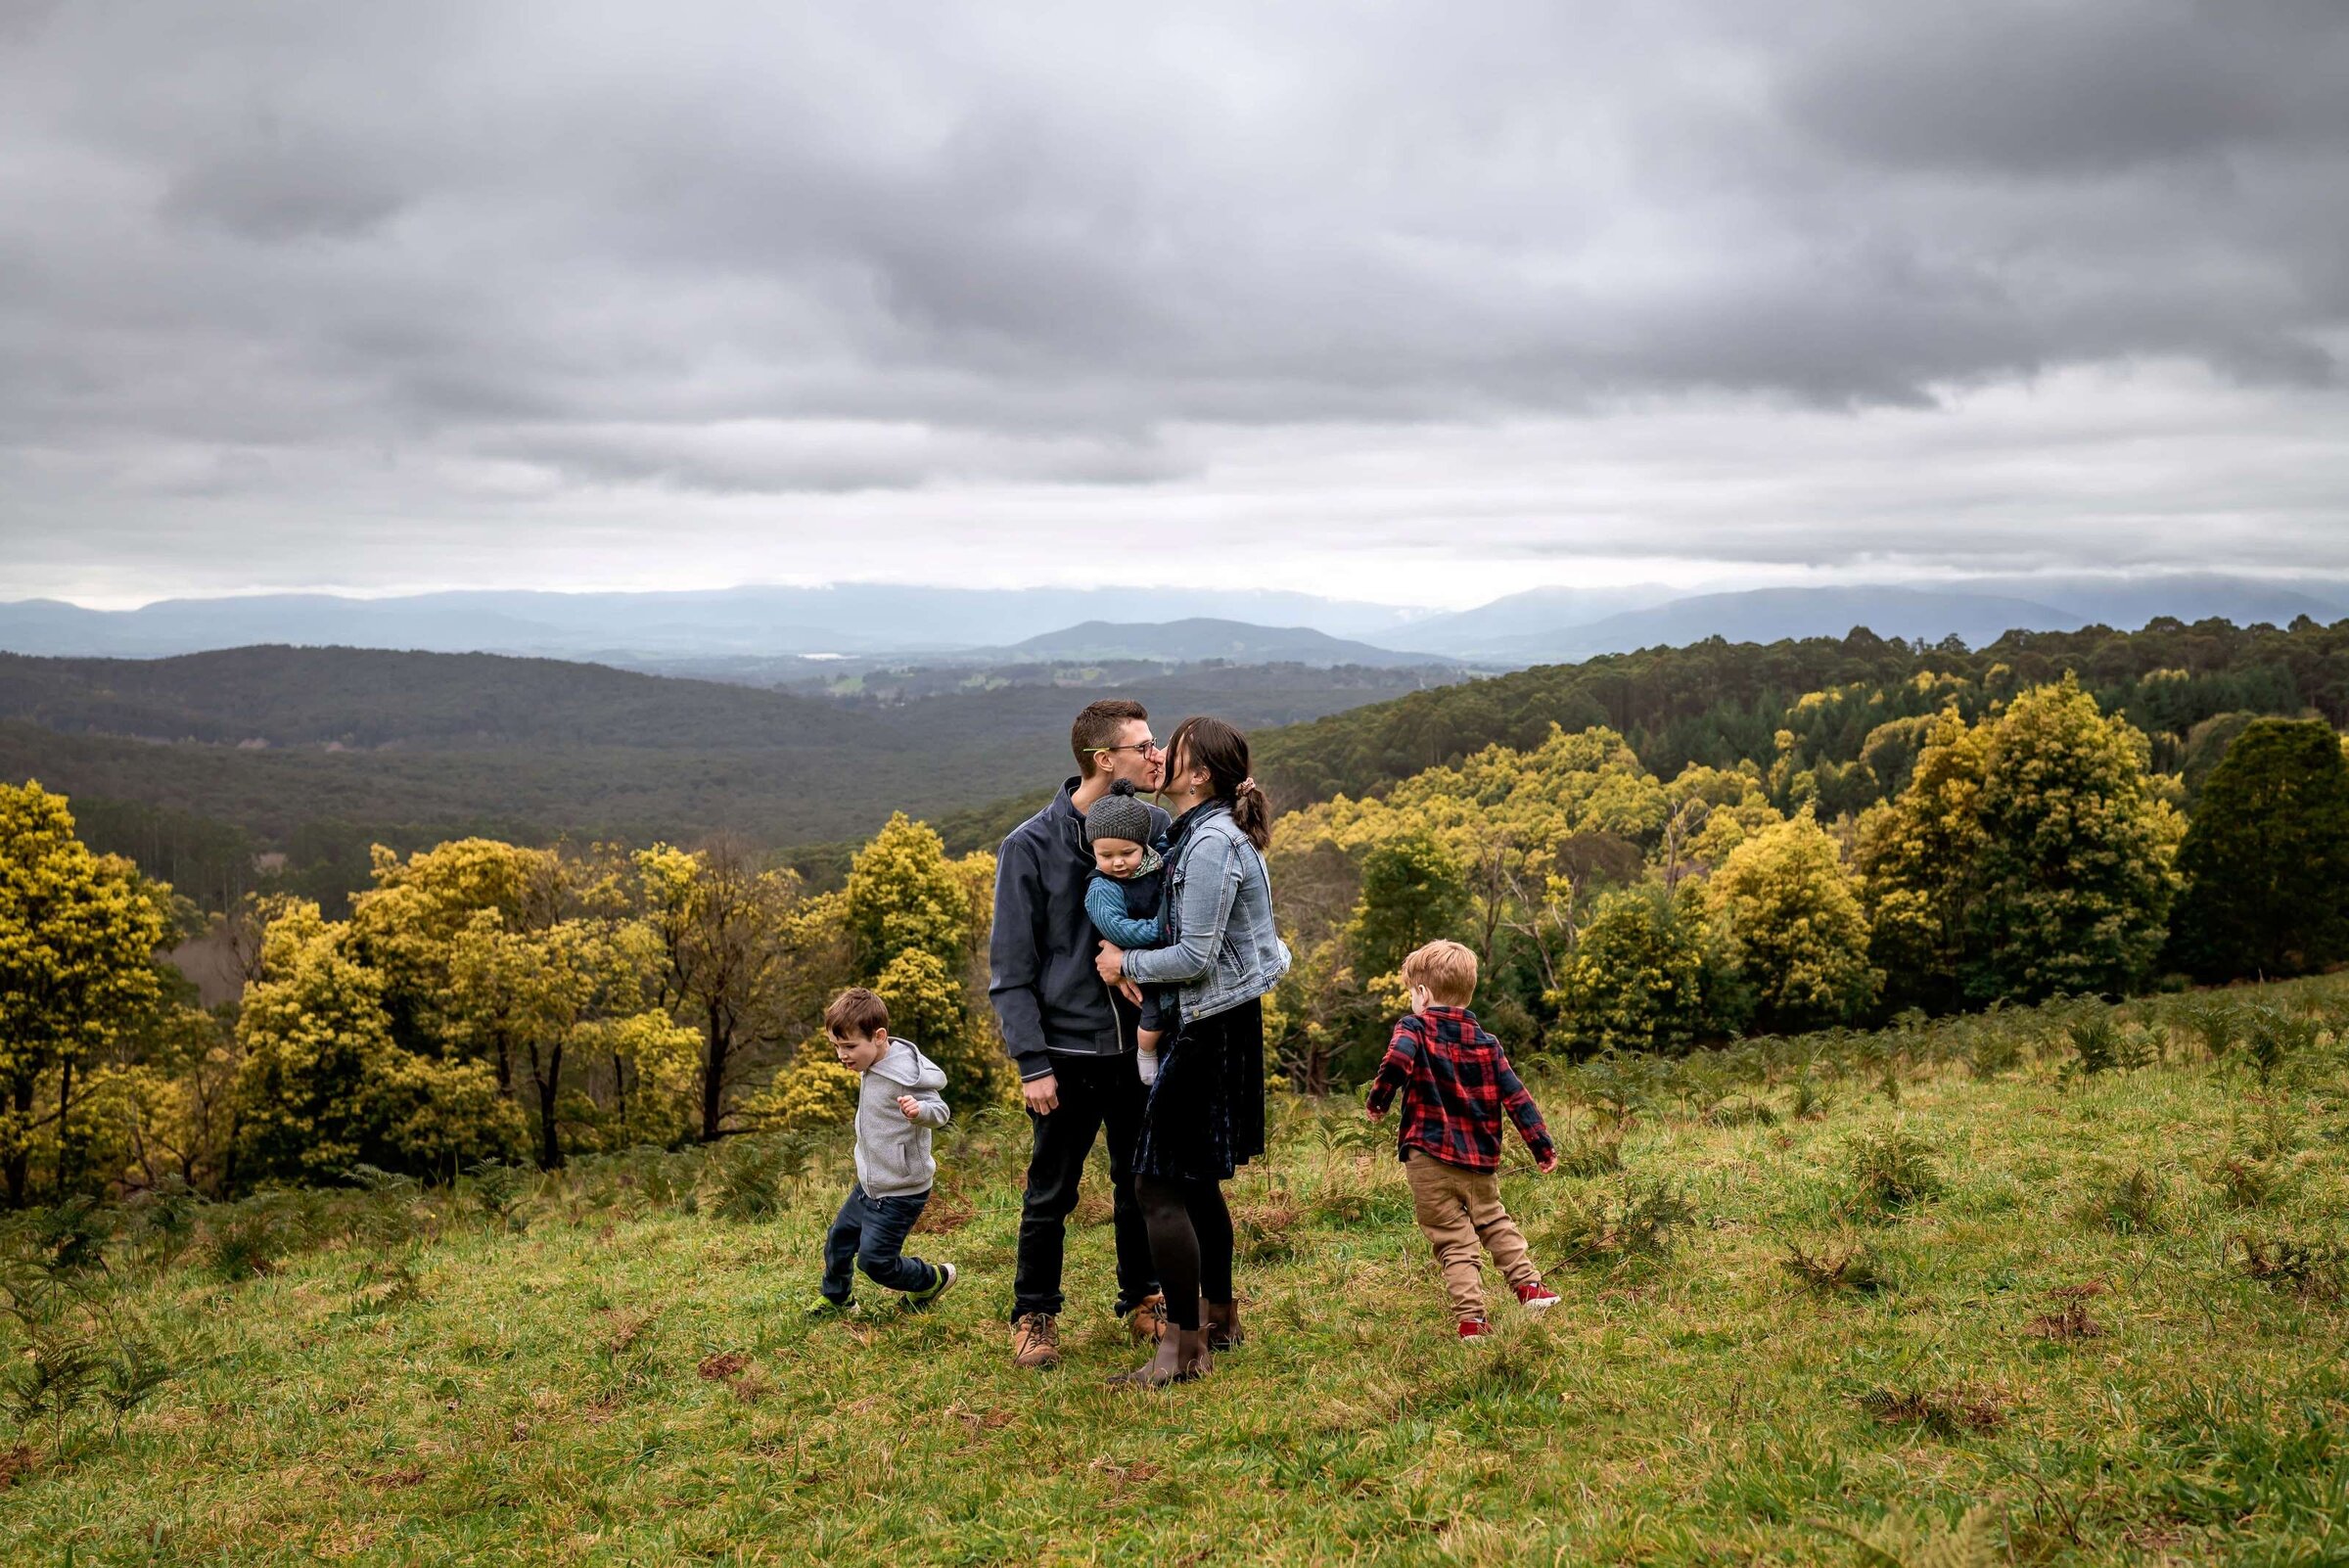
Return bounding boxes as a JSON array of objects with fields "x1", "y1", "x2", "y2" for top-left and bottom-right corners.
[{"x1": 1235, "y1": 776, "x2": 1260, "y2": 797}]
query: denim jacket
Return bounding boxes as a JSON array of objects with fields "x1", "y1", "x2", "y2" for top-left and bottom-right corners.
[{"x1": 1122, "y1": 801, "x2": 1290, "y2": 1024}]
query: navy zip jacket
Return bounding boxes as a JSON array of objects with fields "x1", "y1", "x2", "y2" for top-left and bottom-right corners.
[{"x1": 990, "y1": 777, "x2": 1173, "y2": 1083}]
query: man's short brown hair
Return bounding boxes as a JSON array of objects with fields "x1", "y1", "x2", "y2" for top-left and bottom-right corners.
[
  {"x1": 1071, "y1": 699, "x2": 1150, "y2": 777},
  {"x1": 1401, "y1": 940, "x2": 1478, "y2": 1007},
  {"x1": 823, "y1": 987, "x2": 890, "y2": 1039}
]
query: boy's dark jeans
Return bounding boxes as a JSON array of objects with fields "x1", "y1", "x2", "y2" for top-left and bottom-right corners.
[
  {"x1": 821, "y1": 1183, "x2": 937, "y2": 1301},
  {"x1": 1012, "y1": 1049, "x2": 1158, "y2": 1321}
]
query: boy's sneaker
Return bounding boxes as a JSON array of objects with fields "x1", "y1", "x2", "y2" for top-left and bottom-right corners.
[
  {"x1": 904, "y1": 1263, "x2": 957, "y2": 1312},
  {"x1": 1515, "y1": 1283, "x2": 1561, "y2": 1312},
  {"x1": 806, "y1": 1293, "x2": 857, "y2": 1317},
  {"x1": 1456, "y1": 1318, "x2": 1491, "y2": 1342}
]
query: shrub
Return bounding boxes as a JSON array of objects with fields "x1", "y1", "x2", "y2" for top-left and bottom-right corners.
[
  {"x1": 1858, "y1": 1381, "x2": 2008, "y2": 1437},
  {"x1": 2240, "y1": 1005, "x2": 2319, "y2": 1085},
  {"x1": 1546, "y1": 1178, "x2": 1696, "y2": 1268},
  {"x1": 202, "y1": 1210, "x2": 285, "y2": 1282},
  {"x1": 2065, "y1": 1009, "x2": 2126, "y2": 1078},
  {"x1": 1550, "y1": 1130, "x2": 1625, "y2": 1177},
  {"x1": 2230, "y1": 1232, "x2": 2346, "y2": 1302},
  {"x1": 467, "y1": 1160, "x2": 531, "y2": 1233},
  {"x1": 1846, "y1": 1127, "x2": 1944, "y2": 1212},
  {"x1": 2078, "y1": 1165, "x2": 2167, "y2": 1235},
  {"x1": 2207, "y1": 1155, "x2": 2290, "y2": 1210},
  {"x1": 711, "y1": 1141, "x2": 789, "y2": 1222},
  {"x1": 1565, "y1": 1051, "x2": 1665, "y2": 1129},
  {"x1": 1779, "y1": 1236, "x2": 1892, "y2": 1295},
  {"x1": 2173, "y1": 994, "x2": 2245, "y2": 1063},
  {"x1": 1789, "y1": 1073, "x2": 1833, "y2": 1120}
]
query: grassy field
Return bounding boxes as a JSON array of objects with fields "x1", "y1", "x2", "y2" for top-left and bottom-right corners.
[{"x1": 2, "y1": 988, "x2": 2345, "y2": 1565}]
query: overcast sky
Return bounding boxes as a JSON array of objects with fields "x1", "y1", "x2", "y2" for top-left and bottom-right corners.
[{"x1": 3, "y1": 0, "x2": 2345, "y2": 609}]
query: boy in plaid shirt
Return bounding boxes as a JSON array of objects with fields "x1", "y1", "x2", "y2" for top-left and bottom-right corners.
[{"x1": 1365, "y1": 940, "x2": 1560, "y2": 1339}]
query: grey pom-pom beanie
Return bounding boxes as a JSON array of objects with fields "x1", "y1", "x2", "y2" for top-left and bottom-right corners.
[{"x1": 1084, "y1": 780, "x2": 1155, "y2": 847}]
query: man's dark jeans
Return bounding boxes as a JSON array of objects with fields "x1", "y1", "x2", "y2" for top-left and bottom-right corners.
[
  {"x1": 1012, "y1": 1050, "x2": 1158, "y2": 1320},
  {"x1": 821, "y1": 1182, "x2": 937, "y2": 1302}
]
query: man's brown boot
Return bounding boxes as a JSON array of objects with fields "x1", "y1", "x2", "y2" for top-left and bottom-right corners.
[
  {"x1": 1124, "y1": 1292, "x2": 1168, "y2": 1343},
  {"x1": 1112, "y1": 1325, "x2": 1211, "y2": 1387},
  {"x1": 1202, "y1": 1297, "x2": 1244, "y2": 1351},
  {"x1": 1011, "y1": 1312, "x2": 1060, "y2": 1370}
]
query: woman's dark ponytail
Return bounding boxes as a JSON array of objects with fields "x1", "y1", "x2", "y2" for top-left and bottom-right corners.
[{"x1": 1168, "y1": 715, "x2": 1272, "y2": 852}]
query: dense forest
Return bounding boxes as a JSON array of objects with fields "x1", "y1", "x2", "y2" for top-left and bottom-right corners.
[
  {"x1": 1254, "y1": 617, "x2": 2349, "y2": 812},
  {"x1": 0, "y1": 649, "x2": 1444, "y2": 912}
]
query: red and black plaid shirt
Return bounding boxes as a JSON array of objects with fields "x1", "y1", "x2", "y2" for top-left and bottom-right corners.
[{"x1": 1365, "y1": 1005, "x2": 1553, "y2": 1172}]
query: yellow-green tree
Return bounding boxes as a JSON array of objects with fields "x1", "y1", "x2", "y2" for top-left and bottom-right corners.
[
  {"x1": 1284, "y1": 725, "x2": 1670, "y2": 865},
  {"x1": 838, "y1": 814, "x2": 999, "y2": 1104},
  {"x1": 1552, "y1": 887, "x2": 1714, "y2": 1055},
  {"x1": 445, "y1": 912, "x2": 688, "y2": 1169},
  {"x1": 635, "y1": 839, "x2": 811, "y2": 1141},
  {"x1": 1858, "y1": 678, "x2": 2182, "y2": 1007},
  {"x1": 233, "y1": 900, "x2": 523, "y2": 1184},
  {"x1": 1703, "y1": 812, "x2": 1880, "y2": 1031},
  {"x1": 347, "y1": 838, "x2": 563, "y2": 1052},
  {"x1": 0, "y1": 782, "x2": 174, "y2": 1204},
  {"x1": 845, "y1": 812, "x2": 988, "y2": 974}
]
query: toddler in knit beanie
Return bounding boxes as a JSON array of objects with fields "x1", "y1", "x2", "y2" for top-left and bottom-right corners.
[{"x1": 1083, "y1": 781, "x2": 1175, "y2": 1083}]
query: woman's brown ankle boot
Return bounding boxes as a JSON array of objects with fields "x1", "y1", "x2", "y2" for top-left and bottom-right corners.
[
  {"x1": 1113, "y1": 1325, "x2": 1212, "y2": 1387},
  {"x1": 1202, "y1": 1298, "x2": 1243, "y2": 1351}
]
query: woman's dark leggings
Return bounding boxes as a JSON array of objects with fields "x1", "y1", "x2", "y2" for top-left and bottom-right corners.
[{"x1": 1136, "y1": 1175, "x2": 1233, "y2": 1332}]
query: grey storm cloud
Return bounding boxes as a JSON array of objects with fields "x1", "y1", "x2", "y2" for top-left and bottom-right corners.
[{"x1": 0, "y1": 0, "x2": 2345, "y2": 599}]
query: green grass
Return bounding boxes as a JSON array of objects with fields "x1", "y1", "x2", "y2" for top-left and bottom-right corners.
[{"x1": 3, "y1": 995, "x2": 2346, "y2": 1564}]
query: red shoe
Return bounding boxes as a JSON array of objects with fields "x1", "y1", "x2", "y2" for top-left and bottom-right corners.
[
  {"x1": 1456, "y1": 1318, "x2": 1490, "y2": 1341},
  {"x1": 1515, "y1": 1283, "x2": 1561, "y2": 1312}
]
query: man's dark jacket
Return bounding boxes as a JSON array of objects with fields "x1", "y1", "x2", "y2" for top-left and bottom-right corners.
[{"x1": 990, "y1": 777, "x2": 1173, "y2": 1083}]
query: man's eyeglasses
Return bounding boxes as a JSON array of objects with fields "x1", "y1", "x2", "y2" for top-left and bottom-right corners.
[{"x1": 1086, "y1": 738, "x2": 1161, "y2": 758}]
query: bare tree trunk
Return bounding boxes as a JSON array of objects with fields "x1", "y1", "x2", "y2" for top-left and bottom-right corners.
[
  {"x1": 700, "y1": 1009, "x2": 729, "y2": 1143},
  {"x1": 54, "y1": 1057, "x2": 74, "y2": 1200},
  {"x1": 5, "y1": 1076, "x2": 32, "y2": 1208},
  {"x1": 531, "y1": 1042, "x2": 565, "y2": 1170}
]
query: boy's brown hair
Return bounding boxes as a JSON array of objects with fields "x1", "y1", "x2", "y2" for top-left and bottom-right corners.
[
  {"x1": 1071, "y1": 699, "x2": 1150, "y2": 777},
  {"x1": 823, "y1": 987, "x2": 890, "y2": 1039},
  {"x1": 1401, "y1": 940, "x2": 1478, "y2": 1007}
]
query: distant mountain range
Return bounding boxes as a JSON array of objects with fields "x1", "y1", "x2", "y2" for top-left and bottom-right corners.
[
  {"x1": 0, "y1": 586, "x2": 1426, "y2": 661},
  {"x1": 993, "y1": 619, "x2": 1450, "y2": 669},
  {"x1": 2, "y1": 574, "x2": 2343, "y2": 667}
]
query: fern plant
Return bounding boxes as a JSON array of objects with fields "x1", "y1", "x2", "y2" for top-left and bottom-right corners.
[{"x1": 1847, "y1": 1127, "x2": 1945, "y2": 1213}]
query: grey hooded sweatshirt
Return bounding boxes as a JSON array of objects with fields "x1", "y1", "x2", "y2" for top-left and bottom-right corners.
[{"x1": 855, "y1": 1037, "x2": 951, "y2": 1198}]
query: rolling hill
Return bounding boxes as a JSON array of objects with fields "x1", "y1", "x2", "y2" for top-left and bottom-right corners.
[
  {"x1": 0, "y1": 646, "x2": 1460, "y2": 907},
  {"x1": 1476, "y1": 585, "x2": 2086, "y2": 663}
]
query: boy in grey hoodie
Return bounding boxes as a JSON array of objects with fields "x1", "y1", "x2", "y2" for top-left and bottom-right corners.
[{"x1": 808, "y1": 988, "x2": 958, "y2": 1314}]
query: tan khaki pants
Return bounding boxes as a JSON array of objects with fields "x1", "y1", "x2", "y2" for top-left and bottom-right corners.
[{"x1": 1405, "y1": 1151, "x2": 1543, "y2": 1323}]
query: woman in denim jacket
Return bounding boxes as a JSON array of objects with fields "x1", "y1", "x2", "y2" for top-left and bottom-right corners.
[{"x1": 1095, "y1": 715, "x2": 1289, "y2": 1384}]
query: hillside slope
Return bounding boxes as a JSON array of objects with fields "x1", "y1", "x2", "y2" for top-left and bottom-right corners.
[
  {"x1": 4, "y1": 990, "x2": 2341, "y2": 1560},
  {"x1": 0, "y1": 646, "x2": 877, "y2": 751},
  {"x1": 1251, "y1": 617, "x2": 2349, "y2": 810},
  {"x1": 0, "y1": 647, "x2": 1451, "y2": 903}
]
